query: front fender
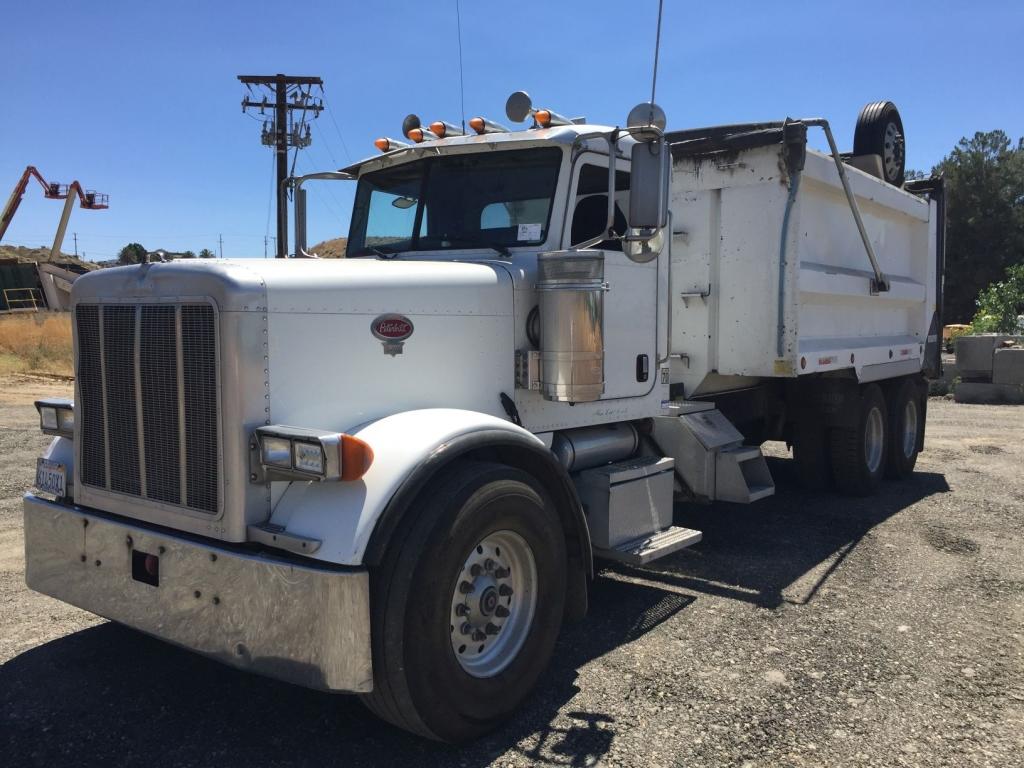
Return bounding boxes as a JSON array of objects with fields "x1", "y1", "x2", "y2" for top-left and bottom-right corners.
[{"x1": 265, "y1": 408, "x2": 547, "y2": 566}]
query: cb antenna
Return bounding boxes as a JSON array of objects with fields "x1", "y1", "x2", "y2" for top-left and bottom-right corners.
[
  {"x1": 455, "y1": 0, "x2": 467, "y2": 133},
  {"x1": 649, "y1": 0, "x2": 664, "y2": 125}
]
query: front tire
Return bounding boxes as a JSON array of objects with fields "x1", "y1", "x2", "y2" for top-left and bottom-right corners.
[
  {"x1": 361, "y1": 461, "x2": 567, "y2": 742},
  {"x1": 830, "y1": 384, "x2": 888, "y2": 496}
]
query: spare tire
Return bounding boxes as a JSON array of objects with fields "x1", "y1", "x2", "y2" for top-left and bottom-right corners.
[{"x1": 853, "y1": 101, "x2": 906, "y2": 187}]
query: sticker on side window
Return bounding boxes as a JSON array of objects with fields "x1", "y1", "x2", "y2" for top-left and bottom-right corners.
[{"x1": 517, "y1": 223, "x2": 542, "y2": 241}]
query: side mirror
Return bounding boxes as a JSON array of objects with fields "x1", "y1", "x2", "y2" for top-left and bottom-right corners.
[
  {"x1": 629, "y1": 137, "x2": 669, "y2": 230},
  {"x1": 624, "y1": 137, "x2": 669, "y2": 262}
]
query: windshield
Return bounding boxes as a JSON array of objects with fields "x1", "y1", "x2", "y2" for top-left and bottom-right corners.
[{"x1": 347, "y1": 147, "x2": 562, "y2": 256}]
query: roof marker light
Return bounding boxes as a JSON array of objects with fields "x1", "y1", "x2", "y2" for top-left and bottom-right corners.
[
  {"x1": 468, "y1": 116, "x2": 510, "y2": 135},
  {"x1": 375, "y1": 137, "x2": 410, "y2": 152},
  {"x1": 430, "y1": 120, "x2": 465, "y2": 138}
]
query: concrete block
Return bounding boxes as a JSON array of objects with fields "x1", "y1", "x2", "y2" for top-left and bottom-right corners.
[
  {"x1": 954, "y1": 381, "x2": 1024, "y2": 405},
  {"x1": 993, "y1": 348, "x2": 1024, "y2": 386},
  {"x1": 955, "y1": 335, "x2": 996, "y2": 380}
]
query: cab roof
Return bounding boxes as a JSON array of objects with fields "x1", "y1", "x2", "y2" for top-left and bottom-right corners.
[{"x1": 341, "y1": 123, "x2": 635, "y2": 177}]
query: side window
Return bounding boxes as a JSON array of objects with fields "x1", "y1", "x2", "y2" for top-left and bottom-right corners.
[{"x1": 569, "y1": 164, "x2": 630, "y2": 250}]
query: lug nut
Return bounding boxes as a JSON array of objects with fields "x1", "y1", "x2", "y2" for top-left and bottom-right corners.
[
  {"x1": 484, "y1": 558, "x2": 496, "y2": 571},
  {"x1": 460, "y1": 622, "x2": 472, "y2": 636},
  {"x1": 455, "y1": 603, "x2": 469, "y2": 616},
  {"x1": 493, "y1": 567, "x2": 510, "y2": 579},
  {"x1": 495, "y1": 605, "x2": 510, "y2": 618},
  {"x1": 458, "y1": 581, "x2": 475, "y2": 595},
  {"x1": 470, "y1": 563, "x2": 482, "y2": 577},
  {"x1": 485, "y1": 623, "x2": 500, "y2": 636},
  {"x1": 472, "y1": 629, "x2": 487, "y2": 642},
  {"x1": 499, "y1": 584, "x2": 513, "y2": 597}
]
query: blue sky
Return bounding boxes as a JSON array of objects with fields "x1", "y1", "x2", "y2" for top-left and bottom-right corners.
[{"x1": 2, "y1": 0, "x2": 1021, "y2": 260}]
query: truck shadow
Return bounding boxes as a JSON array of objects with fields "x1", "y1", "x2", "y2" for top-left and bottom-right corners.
[
  {"x1": 0, "y1": 571, "x2": 689, "y2": 767},
  {"x1": 0, "y1": 461, "x2": 949, "y2": 766},
  {"x1": 625, "y1": 459, "x2": 952, "y2": 609}
]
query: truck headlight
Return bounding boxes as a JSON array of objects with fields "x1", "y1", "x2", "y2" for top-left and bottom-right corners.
[
  {"x1": 36, "y1": 399, "x2": 74, "y2": 439},
  {"x1": 260, "y1": 436, "x2": 292, "y2": 467},
  {"x1": 253, "y1": 426, "x2": 373, "y2": 482},
  {"x1": 293, "y1": 441, "x2": 325, "y2": 474}
]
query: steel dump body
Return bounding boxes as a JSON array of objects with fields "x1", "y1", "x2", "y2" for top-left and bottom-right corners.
[{"x1": 667, "y1": 138, "x2": 939, "y2": 396}]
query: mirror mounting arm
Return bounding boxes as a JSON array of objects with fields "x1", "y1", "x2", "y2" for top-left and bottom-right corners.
[{"x1": 605, "y1": 128, "x2": 621, "y2": 241}]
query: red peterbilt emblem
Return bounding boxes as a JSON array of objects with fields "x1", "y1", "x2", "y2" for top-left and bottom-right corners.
[{"x1": 371, "y1": 314, "x2": 413, "y2": 355}]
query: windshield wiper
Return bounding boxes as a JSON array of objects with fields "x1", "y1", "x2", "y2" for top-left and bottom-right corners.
[{"x1": 350, "y1": 245, "x2": 402, "y2": 259}]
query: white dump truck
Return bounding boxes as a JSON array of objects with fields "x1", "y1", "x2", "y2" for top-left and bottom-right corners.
[{"x1": 24, "y1": 92, "x2": 944, "y2": 741}]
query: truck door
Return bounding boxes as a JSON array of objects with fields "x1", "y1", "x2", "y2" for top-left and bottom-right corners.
[{"x1": 564, "y1": 157, "x2": 660, "y2": 399}]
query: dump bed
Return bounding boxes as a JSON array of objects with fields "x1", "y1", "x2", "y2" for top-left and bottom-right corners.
[{"x1": 666, "y1": 127, "x2": 941, "y2": 397}]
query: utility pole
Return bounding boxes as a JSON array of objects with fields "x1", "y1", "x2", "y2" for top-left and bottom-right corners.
[
  {"x1": 218, "y1": 234, "x2": 224, "y2": 259},
  {"x1": 238, "y1": 74, "x2": 323, "y2": 258},
  {"x1": 73, "y1": 232, "x2": 78, "y2": 256}
]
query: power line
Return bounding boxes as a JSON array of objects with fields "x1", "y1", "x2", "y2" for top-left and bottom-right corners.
[
  {"x1": 323, "y1": 97, "x2": 354, "y2": 163},
  {"x1": 295, "y1": 153, "x2": 346, "y2": 223},
  {"x1": 302, "y1": 137, "x2": 349, "y2": 215}
]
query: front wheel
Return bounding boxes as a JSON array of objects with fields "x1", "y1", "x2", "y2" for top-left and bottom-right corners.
[{"x1": 361, "y1": 461, "x2": 567, "y2": 742}]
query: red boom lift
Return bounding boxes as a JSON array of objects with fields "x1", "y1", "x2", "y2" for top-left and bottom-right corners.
[{"x1": 0, "y1": 166, "x2": 109, "y2": 256}]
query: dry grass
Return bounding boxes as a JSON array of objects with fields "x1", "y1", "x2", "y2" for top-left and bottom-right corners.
[{"x1": 0, "y1": 313, "x2": 73, "y2": 376}]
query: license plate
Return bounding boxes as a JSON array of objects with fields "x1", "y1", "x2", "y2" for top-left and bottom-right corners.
[{"x1": 35, "y1": 458, "x2": 66, "y2": 497}]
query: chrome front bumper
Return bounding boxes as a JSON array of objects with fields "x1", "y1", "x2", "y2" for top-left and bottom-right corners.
[{"x1": 23, "y1": 493, "x2": 372, "y2": 693}]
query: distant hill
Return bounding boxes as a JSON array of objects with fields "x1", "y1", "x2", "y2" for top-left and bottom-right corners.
[
  {"x1": 310, "y1": 237, "x2": 347, "y2": 259},
  {"x1": 0, "y1": 244, "x2": 97, "y2": 271}
]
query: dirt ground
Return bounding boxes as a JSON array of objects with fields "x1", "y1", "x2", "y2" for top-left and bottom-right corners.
[{"x1": 1, "y1": 375, "x2": 1021, "y2": 767}]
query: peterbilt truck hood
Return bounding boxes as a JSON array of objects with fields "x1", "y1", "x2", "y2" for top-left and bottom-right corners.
[{"x1": 72, "y1": 257, "x2": 516, "y2": 429}]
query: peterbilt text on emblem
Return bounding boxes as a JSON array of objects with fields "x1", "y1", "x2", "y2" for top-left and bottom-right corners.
[{"x1": 371, "y1": 314, "x2": 414, "y2": 356}]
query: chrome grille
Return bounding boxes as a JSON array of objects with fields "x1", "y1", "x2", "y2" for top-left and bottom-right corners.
[{"x1": 75, "y1": 302, "x2": 220, "y2": 514}]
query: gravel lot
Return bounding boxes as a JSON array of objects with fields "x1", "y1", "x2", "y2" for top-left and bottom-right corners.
[{"x1": 1, "y1": 375, "x2": 1022, "y2": 767}]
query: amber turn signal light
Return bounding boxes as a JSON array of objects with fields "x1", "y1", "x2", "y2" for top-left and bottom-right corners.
[{"x1": 339, "y1": 434, "x2": 374, "y2": 481}]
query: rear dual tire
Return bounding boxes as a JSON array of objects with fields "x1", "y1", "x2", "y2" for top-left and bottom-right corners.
[
  {"x1": 885, "y1": 378, "x2": 922, "y2": 480},
  {"x1": 829, "y1": 383, "x2": 888, "y2": 496},
  {"x1": 821, "y1": 380, "x2": 923, "y2": 495}
]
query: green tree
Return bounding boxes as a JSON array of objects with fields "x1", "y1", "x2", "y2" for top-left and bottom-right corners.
[
  {"x1": 932, "y1": 131, "x2": 1024, "y2": 322},
  {"x1": 971, "y1": 262, "x2": 1024, "y2": 333},
  {"x1": 198, "y1": 248, "x2": 215, "y2": 259},
  {"x1": 181, "y1": 250, "x2": 196, "y2": 259},
  {"x1": 117, "y1": 242, "x2": 147, "y2": 265}
]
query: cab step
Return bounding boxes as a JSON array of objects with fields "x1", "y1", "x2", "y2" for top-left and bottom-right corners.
[
  {"x1": 651, "y1": 405, "x2": 775, "y2": 503},
  {"x1": 593, "y1": 525, "x2": 703, "y2": 565}
]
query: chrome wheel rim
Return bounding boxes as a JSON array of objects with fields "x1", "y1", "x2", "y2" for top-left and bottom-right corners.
[
  {"x1": 883, "y1": 121, "x2": 904, "y2": 180},
  {"x1": 902, "y1": 398, "x2": 918, "y2": 458},
  {"x1": 864, "y1": 405, "x2": 885, "y2": 474},
  {"x1": 449, "y1": 530, "x2": 537, "y2": 678}
]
